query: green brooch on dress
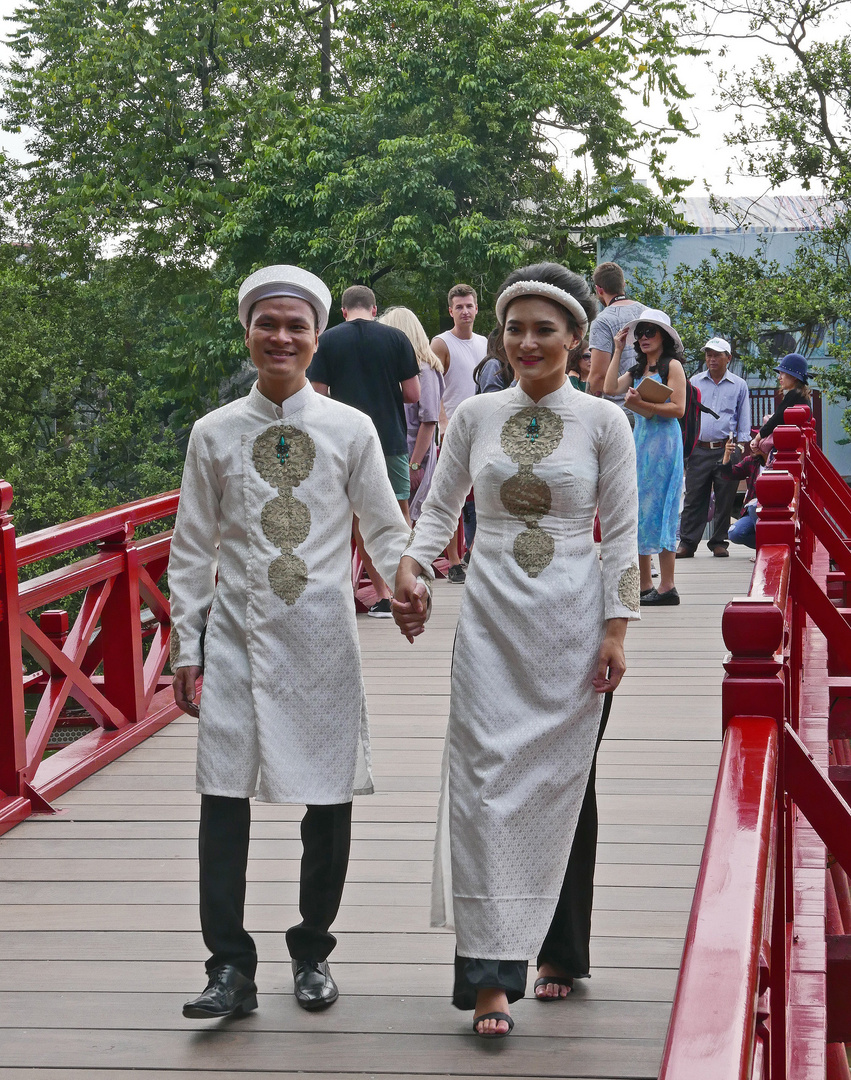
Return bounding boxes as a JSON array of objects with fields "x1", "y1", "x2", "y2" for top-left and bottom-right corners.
[
  {"x1": 499, "y1": 406, "x2": 564, "y2": 578},
  {"x1": 252, "y1": 424, "x2": 316, "y2": 605}
]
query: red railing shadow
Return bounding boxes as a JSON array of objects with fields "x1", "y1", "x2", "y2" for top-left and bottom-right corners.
[
  {"x1": 0, "y1": 484, "x2": 181, "y2": 835},
  {"x1": 660, "y1": 407, "x2": 851, "y2": 1079}
]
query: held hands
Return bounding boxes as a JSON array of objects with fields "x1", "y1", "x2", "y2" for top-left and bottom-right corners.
[
  {"x1": 722, "y1": 437, "x2": 737, "y2": 465},
  {"x1": 613, "y1": 326, "x2": 629, "y2": 356},
  {"x1": 392, "y1": 560, "x2": 429, "y2": 642},
  {"x1": 173, "y1": 665, "x2": 202, "y2": 717}
]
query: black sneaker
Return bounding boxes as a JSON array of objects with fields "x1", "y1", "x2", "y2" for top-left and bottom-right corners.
[
  {"x1": 447, "y1": 564, "x2": 466, "y2": 584},
  {"x1": 367, "y1": 598, "x2": 393, "y2": 618}
]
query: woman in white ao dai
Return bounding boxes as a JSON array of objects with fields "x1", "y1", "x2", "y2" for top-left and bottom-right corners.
[{"x1": 394, "y1": 263, "x2": 640, "y2": 1038}]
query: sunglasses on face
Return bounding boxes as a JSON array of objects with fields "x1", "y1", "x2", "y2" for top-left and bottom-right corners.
[{"x1": 635, "y1": 325, "x2": 660, "y2": 339}]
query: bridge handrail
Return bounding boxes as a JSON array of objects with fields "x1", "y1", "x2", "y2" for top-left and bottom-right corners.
[
  {"x1": 660, "y1": 406, "x2": 851, "y2": 1080},
  {"x1": 659, "y1": 716, "x2": 778, "y2": 1080},
  {"x1": 14, "y1": 487, "x2": 179, "y2": 568},
  {"x1": 0, "y1": 484, "x2": 182, "y2": 834}
]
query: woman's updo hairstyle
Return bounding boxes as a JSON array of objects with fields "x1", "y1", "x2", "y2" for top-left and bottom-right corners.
[{"x1": 496, "y1": 262, "x2": 597, "y2": 337}]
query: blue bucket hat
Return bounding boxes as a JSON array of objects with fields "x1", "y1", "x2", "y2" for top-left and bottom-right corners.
[{"x1": 774, "y1": 352, "x2": 808, "y2": 385}]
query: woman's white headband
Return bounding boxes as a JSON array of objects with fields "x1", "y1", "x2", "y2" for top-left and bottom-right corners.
[{"x1": 495, "y1": 280, "x2": 589, "y2": 331}]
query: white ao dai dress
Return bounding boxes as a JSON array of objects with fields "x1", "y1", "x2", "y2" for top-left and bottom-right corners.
[{"x1": 404, "y1": 381, "x2": 640, "y2": 960}]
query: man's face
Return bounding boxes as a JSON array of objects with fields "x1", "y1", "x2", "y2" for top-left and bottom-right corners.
[
  {"x1": 704, "y1": 348, "x2": 730, "y2": 379},
  {"x1": 449, "y1": 293, "x2": 477, "y2": 328},
  {"x1": 245, "y1": 297, "x2": 318, "y2": 393}
]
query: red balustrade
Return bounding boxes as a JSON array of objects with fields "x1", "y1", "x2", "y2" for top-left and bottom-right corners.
[
  {"x1": 0, "y1": 485, "x2": 181, "y2": 835},
  {"x1": 660, "y1": 406, "x2": 851, "y2": 1079}
]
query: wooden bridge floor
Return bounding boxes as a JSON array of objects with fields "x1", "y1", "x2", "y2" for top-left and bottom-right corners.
[{"x1": 0, "y1": 548, "x2": 754, "y2": 1080}]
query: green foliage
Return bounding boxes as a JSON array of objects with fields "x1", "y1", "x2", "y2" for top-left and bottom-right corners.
[
  {"x1": 630, "y1": 236, "x2": 851, "y2": 434},
  {"x1": 2, "y1": 0, "x2": 321, "y2": 262},
  {"x1": 0, "y1": 249, "x2": 199, "y2": 535},
  {"x1": 0, "y1": 0, "x2": 708, "y2": 525}
]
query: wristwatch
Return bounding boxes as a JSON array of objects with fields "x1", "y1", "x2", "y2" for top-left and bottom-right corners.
[{"x1": 409, "y1": 462, "x2": 421, "y2": 471}]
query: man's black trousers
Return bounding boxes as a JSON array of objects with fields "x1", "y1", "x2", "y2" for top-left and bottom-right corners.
[
  {"x1": 198, "y1": 795, "x2": 353, "y2": 980},
  {"x1": 679, "y1": 445, "x2": 739, "y2": 551}
]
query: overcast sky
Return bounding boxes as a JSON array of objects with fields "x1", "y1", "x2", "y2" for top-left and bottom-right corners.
[{"x1": 0, "y1": 1, "x2": 828, "y2": 200}]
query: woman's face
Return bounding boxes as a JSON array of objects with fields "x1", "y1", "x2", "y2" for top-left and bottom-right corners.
[
  {"x1": 503, "y1": 296, "x2": 580, "y2": 399},
  {"x1": 579, "y1": 347, "x2": 592, "y2": 381},
  {"x1": 778, "y1": 371, "x2": 798, "y2": 392},
  {"x1": 635, "y1": 322, "x2": 664, "y2": 360}
]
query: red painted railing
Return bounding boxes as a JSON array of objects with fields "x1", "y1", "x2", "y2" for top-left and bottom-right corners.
[
  {"x1": 660, "y1": 406, "x2": 851, "y2": 1079},
  {"x1": 0, "y1": 484, "x2": 181, "y2": 835}
]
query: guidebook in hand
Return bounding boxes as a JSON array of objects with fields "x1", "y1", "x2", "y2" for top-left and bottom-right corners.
[{"x1": 635, "y1": 376, "x2": 672, "y2": 403}]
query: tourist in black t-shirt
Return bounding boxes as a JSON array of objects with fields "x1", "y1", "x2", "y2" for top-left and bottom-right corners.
[{"x1": 309, "y1": 285, "x2": 420, "y2": 617}]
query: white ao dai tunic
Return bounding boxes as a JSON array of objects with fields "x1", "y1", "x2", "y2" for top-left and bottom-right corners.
[
  {"x1": 168, "y1": 383, "x2": 417, "y2": 805},
  {"x1": 404, "y1": 381, "x2": 639, "y2": 959}
]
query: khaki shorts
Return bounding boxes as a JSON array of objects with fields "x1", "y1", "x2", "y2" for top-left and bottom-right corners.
[{"x1": 385, "y1": 453, "x2": 411, "y2": 500}]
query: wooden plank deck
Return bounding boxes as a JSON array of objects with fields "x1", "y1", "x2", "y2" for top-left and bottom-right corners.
[{"x1": 0, "y1": 547, "x2": 754, "y2": 1079}]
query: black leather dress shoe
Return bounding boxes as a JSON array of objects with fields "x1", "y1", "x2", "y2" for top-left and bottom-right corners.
[
  {"x1": 292, "y1": 959, "x2": 339, "y2": 1011},
  {"x1": 183, "y1": 964, "x2": 258, "y2": 1019}
]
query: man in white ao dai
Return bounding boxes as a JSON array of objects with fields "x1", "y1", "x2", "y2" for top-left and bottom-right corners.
[{"x1": 169, "y1": 266, "x2": 422, "y2": 1020}]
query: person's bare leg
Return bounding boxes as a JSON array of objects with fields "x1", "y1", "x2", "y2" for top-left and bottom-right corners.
[
  {"x1": 398, "y1": 498, "x2": 411, "y2": 527},
  {"x1": 535, "y1": 961, "x2": 572, "y2": 999},
  {"x1": 352, "y1": 516, "x2": 391, "y2": 601},
  {"x1": 639, "y1": 553, "x2": 653, "y2": 593},
  {"x1": 473, "y1": 988, "x2": 511, "y2": 1035},
  {"x1": 658, "y1": 549, "x2": 676, "y2": 593}
]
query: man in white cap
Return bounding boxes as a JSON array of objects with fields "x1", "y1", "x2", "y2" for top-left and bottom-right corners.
[
  {"x1": 677, "y1": 337, "x2": 751, "y2": 558},
  {"x1": 169, "y1": 265, "x2": 426, "y2": 1020}
]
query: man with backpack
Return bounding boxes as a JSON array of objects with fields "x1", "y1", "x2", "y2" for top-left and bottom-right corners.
[{"x1": 677, "y1": 338, "x2": 751, "y2": 558}]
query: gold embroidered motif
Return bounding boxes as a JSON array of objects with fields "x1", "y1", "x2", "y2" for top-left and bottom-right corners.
[
  {"x1": 500, "y1": 406, "x2": 564, "y2": 465},
  {"x1": 253, "y1": 424, "x2": 316, "y2": 604},
  {"x1": 252, "y1": 425, "x2": 316, "y2": 488},
  {"x1": 500, "y1": 407, "x2": 562, "y2": 577},
  {"x1": 268, "y1": 553, "x2": 309, "y2": 605},
  {"x1": 500, "y1": 467, "x2": 552, "y2": 524},
  {"x1": 618, "y1": 563, "x2": 641, "y2": 612},
  {"x1": 169, "y1": 625, "x2": 181, "y2": 670},
  {"x1": 513, "y1": 523, "x2": 555, "y2": 577},
  {"x1": 260, "y1": 493, "x2": 311, "y2": 550}
]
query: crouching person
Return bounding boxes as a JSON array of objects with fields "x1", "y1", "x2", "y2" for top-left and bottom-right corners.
[{"x1": 169, "y1": 266, "x2": 427, "y2": 1019}]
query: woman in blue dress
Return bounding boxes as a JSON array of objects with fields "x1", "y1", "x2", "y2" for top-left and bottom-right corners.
[{"x1": 603, "y1": 308, "x2": 686, "y2": 606}]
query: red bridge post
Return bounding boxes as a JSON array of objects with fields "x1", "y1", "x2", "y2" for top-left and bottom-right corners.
[
  {"x1": 0, "y1": 483, "x2": 29, "y2": 822},
  {"x1": 99, "y1": 525, "x2": 145, "y2": 725}
]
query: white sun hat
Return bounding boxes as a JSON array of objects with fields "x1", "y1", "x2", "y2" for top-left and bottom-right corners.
[{"x1": 622, "y1": 307, "x2": 684, "y2": 354}]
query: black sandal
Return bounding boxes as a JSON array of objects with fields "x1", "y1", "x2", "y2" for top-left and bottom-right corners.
[
  {"x1": 534, "y1": 975, "x2": 573, "y2": 1000},
  {"x1": 472, "y1": 1011, "x2": 514, "y2": 1038}
]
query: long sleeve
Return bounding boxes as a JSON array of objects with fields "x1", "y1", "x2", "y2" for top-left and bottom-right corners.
[
  {"x1": 735, "y1": 381, "x2": 751, "y2": 442},
  {"x1": 167, "y1": 425, "x2": 222, "y2": 669},
  {"x1": 760, "y1": 389, "x2": 807, "y2": 437},
  {"x1": 596, "y1": 408, "x2": 641, "y2": 620},
  {"x1": 346, "y1": 419, "x2": 432, "y2": 587},
  {"x1": 404, "y1": 407, "x2": 474, "y2": 569}
]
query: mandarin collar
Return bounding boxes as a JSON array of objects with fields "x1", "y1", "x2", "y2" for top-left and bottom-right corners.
[
  {"x1": 248, "y1": 381, "x2": 313, "y2": 421},
  {"x1": 511, "y1": 379, "x2": 574, "y2": 408}
]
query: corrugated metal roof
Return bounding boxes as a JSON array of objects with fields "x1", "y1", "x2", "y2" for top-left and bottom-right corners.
[{"x1": 665, "y1": 196, "x2": 836, "y2": 235}]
